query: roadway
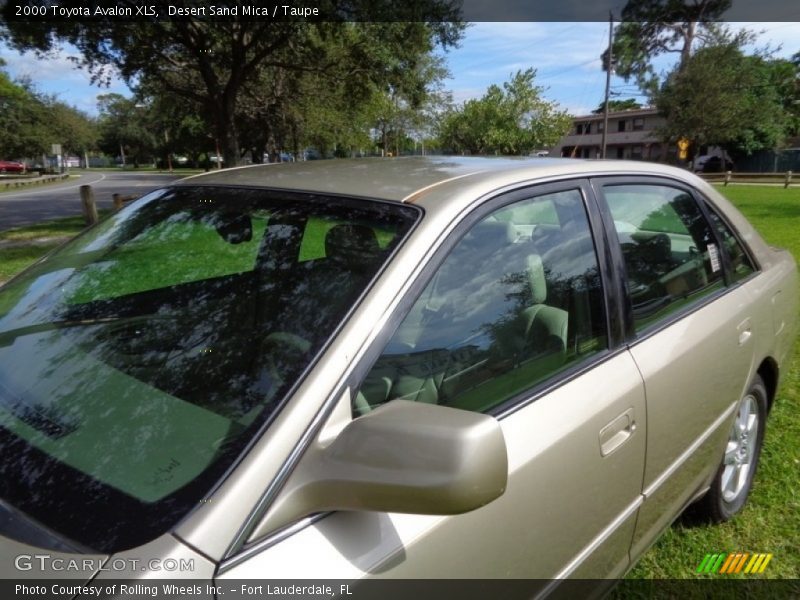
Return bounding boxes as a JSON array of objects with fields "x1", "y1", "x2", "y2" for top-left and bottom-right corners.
[{"x1": 0, "y1": 170, "x2": 186, "y2": 231}]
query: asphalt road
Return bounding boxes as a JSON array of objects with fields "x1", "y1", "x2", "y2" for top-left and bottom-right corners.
[{"x1": 0, "y1": 170, "x2": 186, "y2": 231}]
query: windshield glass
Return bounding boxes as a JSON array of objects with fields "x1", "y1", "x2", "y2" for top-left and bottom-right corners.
[{"x1": 0, "y1": 186, "x2": 419, "y2": 553}]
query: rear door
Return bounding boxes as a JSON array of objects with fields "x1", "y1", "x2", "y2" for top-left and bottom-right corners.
[{"x1": 593, "y1": 178, "x2": 757, "y2": 556}]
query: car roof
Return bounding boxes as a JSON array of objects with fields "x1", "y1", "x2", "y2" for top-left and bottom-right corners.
[{"x1": 176, "y1": 156, "x2": 703, "y2": 214}]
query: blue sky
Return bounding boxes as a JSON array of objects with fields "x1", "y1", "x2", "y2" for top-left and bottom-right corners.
[{"x1": 2, "y1": 22, "x2": 798, "y2": 117}]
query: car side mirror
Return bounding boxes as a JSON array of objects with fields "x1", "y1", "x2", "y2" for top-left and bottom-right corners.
[{"x1": 252, "y1": 400, "x2": 508, "y2": 538}]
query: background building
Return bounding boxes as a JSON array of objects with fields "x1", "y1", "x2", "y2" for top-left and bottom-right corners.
[{"x1": 551, "y1": 107, "x2": 676, "y2": 163}]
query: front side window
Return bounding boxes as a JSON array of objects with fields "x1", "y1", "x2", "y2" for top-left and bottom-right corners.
[
  {"x1": 355, "y1": 188, "x2": 608, "y2": 416},
  {"x1": 603, "y1": 184, "x2": 725, "y2": 332},
  {"x1": 0, "y1": 186, "x2": 418, "y2": 553}
]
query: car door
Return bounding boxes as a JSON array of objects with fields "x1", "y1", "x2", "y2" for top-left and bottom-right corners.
[
  {"x1": 218, "y1": 181, "x2": 647, "y2": 585},
  {"x1": 592, "y1": 178, "x2": 757, "y2": 556}
]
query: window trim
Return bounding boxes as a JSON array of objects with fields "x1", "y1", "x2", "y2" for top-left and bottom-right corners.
[
  {"x1": 346, "y1": 178, "x2": 623, "y2": 421},
  {"x1": 695, "y1": 192, "x2": 762, "y2": 283},
  {"x1": 590, "y1": 175, "x2": 757, "y2": 344}
]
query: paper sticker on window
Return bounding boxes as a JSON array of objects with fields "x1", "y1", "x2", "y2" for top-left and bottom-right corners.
[{"x1": 708, "y1": 243, "x2": 721, "y2": 273}]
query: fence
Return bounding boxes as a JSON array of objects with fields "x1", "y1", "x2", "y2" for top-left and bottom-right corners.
[
  {"x1": 79, "y1": 185, "x2": 138, "y2": 226},
  {"x1": 700, "y1": 171, "x2": 794, "y2": 188}
]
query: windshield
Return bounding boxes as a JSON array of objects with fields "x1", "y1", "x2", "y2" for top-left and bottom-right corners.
[{"x1": 0, "y1": 186, "x2": 419, "y2": 553}]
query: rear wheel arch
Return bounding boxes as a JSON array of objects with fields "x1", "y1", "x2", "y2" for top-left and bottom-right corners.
[{"x1": 757, "y1": 357, "x2": 779, "y2": 413}]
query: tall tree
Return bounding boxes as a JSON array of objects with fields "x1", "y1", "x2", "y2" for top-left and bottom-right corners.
[
  {"x1": 0, "y1": 61, "x2": 97, "y2": 160},
  {"x1": 96, "y1": 93, "x2": 157, "y2": 167},
  {"x1": 602, "y1": 0, "x2": 732, "y2": 93},
  {"x1": 439, "y1": 69, "x2": 571, "y2": 156},
  {"x1": 2, "y1": 2, "x2": 464, "y2": 165},
  {"x1": 655, "y1": 42, "x2": 790, "y2": 158}
]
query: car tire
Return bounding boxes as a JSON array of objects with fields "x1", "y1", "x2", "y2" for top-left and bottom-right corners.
[{"x1": 696, "y1": 375, "x2": 768, "y2": 522}]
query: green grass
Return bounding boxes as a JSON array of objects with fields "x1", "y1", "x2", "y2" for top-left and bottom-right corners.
[
  {"x1": 0, "y1": 214, "x2": 95, "y2": 282},
  {"x1": 0, "y1": 244, "x2": 63, "y2": 282},
  {"x1": 626, "y1": 184, "x2": 800, "y2": 579},
  {"x1": 0, "y1": 214, "x2": 91, "y2": 243}
]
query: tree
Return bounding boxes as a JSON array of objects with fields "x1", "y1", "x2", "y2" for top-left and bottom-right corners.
[
  {"x1": 1, "y1": 2, "x2": 464, "y2": 165},
  {"x1": 0, "y1": 68, "x2": 50, "y2": 158},
  {"x1": 96, "y1": 93, "x2": 157, "y2": 167},
  {"x1": 592, "y1": 98, "x2": 642, "y2": 113},
  {"x1": 0, "y1": 61, "x2": 97, "y2": 160},
  {"x1": 603, "y1": 0, "x2": 732, "y2": 93},
  {"x1": 439, "y1": 69, "x2": 571, "y2": 155},
  {"x1": 655, "y1": 42, "x2": 790, "y2": 159}
]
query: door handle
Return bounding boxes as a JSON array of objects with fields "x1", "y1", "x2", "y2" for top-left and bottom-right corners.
[
  {"x1": 599, "y1": 408, "x2": 636, "y2": 457},
  {"x1": 737, "y1": 318, "x2": 752, "y2": 346}
]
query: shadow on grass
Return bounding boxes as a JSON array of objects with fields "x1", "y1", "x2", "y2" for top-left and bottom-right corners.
[
  {"x1": 0, "y1": 210, "x2": 113, "y2": 241},
  {"x1": 0, "y1": 244, "x2": 59, "y2": 281}
]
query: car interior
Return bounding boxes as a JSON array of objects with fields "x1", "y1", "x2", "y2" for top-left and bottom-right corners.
[{"x1": 355, "y1": 191, "x2": 607, "y2": 415}]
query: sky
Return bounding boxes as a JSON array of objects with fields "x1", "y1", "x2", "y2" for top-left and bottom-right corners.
[{"x1": 1, "y1": 21, "x2": 799, "y2": 118}]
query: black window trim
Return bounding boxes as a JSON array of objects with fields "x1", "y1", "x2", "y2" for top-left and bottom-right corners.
[
  {"x1": 346, "y1": 178, "x2": 625, "y2": 421},
  {"x1": 694, "y1": 191, "x2": 762, "y2": 283},
  {"x1": 590, "y1": 175, "x2": 758, "y2": 345}
]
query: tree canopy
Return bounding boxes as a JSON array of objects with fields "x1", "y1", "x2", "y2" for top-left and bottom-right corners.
[
  {"x1": 655, "y1": 42, "x2": 790, "y2": 157},
  {"x1": 592, "y1": 98, "x2": 642, "y2": 113},
  {"x1": 0, "y1": 60, "x2": 96, "y2": 160},
  {"x1": 603, "y1": 0, "x2": 732, "y2": 93},
  {"x1": 439, "y1": 69, "x2": 571, "y2": 156},
  {"x1": 1, "y1": 2, "x2": 464, "y2": 164}
]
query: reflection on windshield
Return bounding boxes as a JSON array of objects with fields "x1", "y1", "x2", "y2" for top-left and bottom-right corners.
[{"x1": 0, "y1": 186, "x2": 418, "y2": 552}]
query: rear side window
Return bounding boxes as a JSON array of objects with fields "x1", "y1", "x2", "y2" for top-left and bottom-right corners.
[
  {"x1": 705, "y1": 206, "x2": 756, "y2": 283},
  {"x1": 354, "y1": 188, "x2": 608, "y2": 416},
  {"x1": 602, "y1": 184, "x2": 725, "y2": 332}
]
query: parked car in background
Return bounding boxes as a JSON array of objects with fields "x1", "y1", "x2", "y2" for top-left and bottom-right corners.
[
  {"x1": 693, "y1": 153, "x2": 734, "y2": 173},
  {"x1": 0, "y1": 160, "x2": 26, "y2": 174},
  {"x1": 701, "y1": 155, "x2": 735, "y2": 173},
  {"x1": 302, "y1": 147, "x2": 322, "y2": 160},
  {"x1": 0, "y1": 157, "x2": 796, "y2": 594}
]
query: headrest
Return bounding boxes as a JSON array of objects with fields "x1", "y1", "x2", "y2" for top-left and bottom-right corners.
[
  {"x1": 636, "y1": 232, "x2": 671, "y2": 263},
  {"x1": 324, "y1": 223, "x2": 381, "y2": 268},
  {"x1": 459, "y1": 220, "x2": 516, "y2": 254},
  {"x1": 528, "y1": 254, "x2": 547, "y2": 304}
]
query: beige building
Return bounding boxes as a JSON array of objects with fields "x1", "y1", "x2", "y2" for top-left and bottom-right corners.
[{"x1": 551, "y1": 107, "x2": 676, "y2": 163}]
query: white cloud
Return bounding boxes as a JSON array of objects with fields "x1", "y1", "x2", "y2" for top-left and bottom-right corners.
[{"x1": 2, "y1": 43, "x2": 131, "y2": 114}]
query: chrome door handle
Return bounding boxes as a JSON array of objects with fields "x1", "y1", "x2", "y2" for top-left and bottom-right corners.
[
  {"x1": 599, "y1": 408, "x2": 636, "y2": 457},
  {"x1": 738, "y1": 318, "x2": 752, "y2": 346}
]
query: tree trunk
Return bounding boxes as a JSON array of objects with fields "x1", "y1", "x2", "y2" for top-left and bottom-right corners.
[{"x1": 213, "y1": 96, "x2": 241, "y2": 167}]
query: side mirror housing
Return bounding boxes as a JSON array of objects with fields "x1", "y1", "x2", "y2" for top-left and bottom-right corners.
[{"x1": 253, "y1": 400, "x2": 508, "y2": 538}]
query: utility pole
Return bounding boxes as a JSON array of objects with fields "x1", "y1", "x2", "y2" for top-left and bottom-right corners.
[{"x1": 601, "y1": 11, "x2": 613, "y2": 159}]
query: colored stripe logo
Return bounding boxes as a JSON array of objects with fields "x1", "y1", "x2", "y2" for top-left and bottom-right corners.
[{"x1": 696, "y1": 553, "x2": 773, "y2": 574}]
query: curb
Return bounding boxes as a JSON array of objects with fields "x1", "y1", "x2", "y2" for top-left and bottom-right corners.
[{"x1": 1, "y1": 173, "x2": 70, "y2": 190}]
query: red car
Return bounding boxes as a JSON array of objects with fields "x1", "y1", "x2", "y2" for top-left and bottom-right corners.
[{"x1": 0, "y1": 160, "x2": 26, "y2": 174}]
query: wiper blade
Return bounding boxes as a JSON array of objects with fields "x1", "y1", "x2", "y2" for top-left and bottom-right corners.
[{"x1": 0, "y1": 497, "x2": 95, "y2": 553}]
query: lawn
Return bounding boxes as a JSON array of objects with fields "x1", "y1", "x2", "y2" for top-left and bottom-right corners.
[
  {"x1": 626, "y1": 184, "x2": 800, "y2": 580},
  {"x1": 0, "y1": 214, "x2": 93, "y2": 282}
]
